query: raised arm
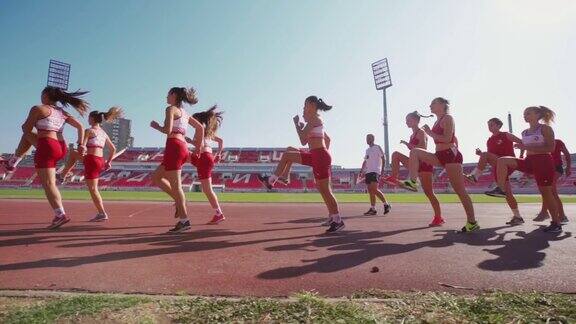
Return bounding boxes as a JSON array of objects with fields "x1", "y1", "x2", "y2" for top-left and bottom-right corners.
[
  {"x1": 150, "y1": 106, "x2": 175, "y2": 134},
  {"x1": 505, "y1": 132, "x2": 523, "y2": 143},
  {"x1": 561, "y1": 143, "x2": 572, "y2": 176},
  {"x1": 187, "y1": 116, "x2": 205, "y2": 153},
  {"x1": 213, "y1": 136, "x2": 224, "y2": 155},
  {"x1": 21, "y1": 106, "x2": 40, "y2": 134},
  {"x1": 65, "y1": 115, "x2": 85, "y2": 154},
  {"x1": 323, "y1": 133, "x2": 331, "y2": 149},
  {"x1": 293, "y1": 115, "x2": 308, "y2": 146}
]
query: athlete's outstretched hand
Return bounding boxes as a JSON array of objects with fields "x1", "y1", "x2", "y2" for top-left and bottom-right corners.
[
  {"x1": 475, "y1": 148, "x2": 482, "y2": 156},
  {"x1": 293, "y1": 115, "x2": 304, "y2": 129},
  {"x1": 104, "y1": 161, "x2": 112, "y2": 171}
]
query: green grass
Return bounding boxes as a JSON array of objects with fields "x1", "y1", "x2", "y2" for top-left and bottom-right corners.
[
  {"x1": 1, "y1": 290, "x2": 575, "y2": 323},
  {"x1": 0, "y1": 188, "x2": 575, "y2": 203}
]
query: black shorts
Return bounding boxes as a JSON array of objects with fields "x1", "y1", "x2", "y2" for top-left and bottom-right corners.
[
  {"x1": 556, "y1": 164, "x2": 564, "y2": 175},
  {"x1": 365, "y1": 172, "x2": 379, "y2": 184}
]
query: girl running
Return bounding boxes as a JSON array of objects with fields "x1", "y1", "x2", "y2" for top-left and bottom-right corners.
[
  {"x1": 485, "y1": 106, "x2": 561, "y2": 233},
  {"x1": 150, "y1": 87, "x2": 204, "y2": 233},
  {"x1": 185, "y1": 105, "x2": 225, "y2": 225},
  {"x1": 383, "y1": 111, "x2": 444, "y2": 226},
  {"x1": 400, "y1": 98, "x2": 478, "y2": 233},
  {"x1": 3, "y1": 86, "x2": 88, "y2": 229},
  {"x1": 258, "y1": 96, "x2": 344, "y2": 233},
  {"x1": 465, "y1": 118, "x2": 524, "y2": 225},
  {"x1": 58, "y1": 107, "x2": 123, "y2": 221}
]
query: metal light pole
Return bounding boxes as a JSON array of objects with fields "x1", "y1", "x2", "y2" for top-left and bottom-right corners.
[
  {"x1": 507, "y1": 112, "x2": 513, "y2": 133},
  {"x1": 371, "y1": 58, "x2": 392, "y2": 168}
]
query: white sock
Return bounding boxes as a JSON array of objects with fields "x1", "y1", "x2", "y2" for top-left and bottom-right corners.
[
  {"x1": 331, "y1": 213, "x2": 342, "y2": 223},
  {"x1": 9, "y1": 156, "x2": 22, "y2": 168},
  {"x1": 54, "y1": 207, "x2": 65, "y2": 217},
  {"x1": 472, "y1": 168, "x2": 482, "y2": 178},
  {"x1": 512, "y1": 209, "x2": 521, "y2": 218},
  {"x1": 269, "y1": 174, "x2": 278, "y2": 185}
]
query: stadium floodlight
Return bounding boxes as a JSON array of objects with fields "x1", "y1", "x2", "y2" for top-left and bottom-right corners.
[
  {"x1": 47, "y1": 59, "x2": 71, "y2": 90},
  {"x1": 371, "y1": 58, "x2": 392, "y2": 167}
]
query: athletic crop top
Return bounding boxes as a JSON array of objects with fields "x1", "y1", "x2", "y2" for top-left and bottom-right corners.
[
  {"x1": 86, "y1": 127, "x2": 108, "y2": 148},
  {"x1": 35, "y1": 106, "x2": 68, "y2": 133},
  {"x1": 409, "y1": 130, "x2": 424, "y2": 147},
  {"x1": 431, "y1": 115, "x2": 455, "y2": 144},
  {"x1": 521, "y1": 125, "x2": 546, "y2": 146},
  {"x1": 201, "y1": 138, "x2": 213, "y2": 153},
  {"x1": 307, "y1": 123, "x2": 324, "y2": 139},
  {"x1": 171, "y1": 107, "x2": 189, "y2": 135}
]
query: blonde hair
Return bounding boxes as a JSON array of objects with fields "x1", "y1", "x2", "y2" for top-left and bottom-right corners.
[
  {"x1": 526, "y1": 106, "x2": 555, "y2": 124},
  {"x1": 89, "y1": 106, "x2": 124, "y2": 124}
]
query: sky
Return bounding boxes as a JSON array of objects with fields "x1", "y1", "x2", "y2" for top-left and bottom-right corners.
[{"x1": 0, "y1": 0, "x2": 574, "y2": 168}]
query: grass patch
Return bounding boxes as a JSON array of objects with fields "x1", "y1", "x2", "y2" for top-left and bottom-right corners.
[
  {"x1": 1, "y1": 290, "x2": 576, "y2": 323},
  {"x1": 1, "y1": 188, "x2": 574, "y2": 204}
]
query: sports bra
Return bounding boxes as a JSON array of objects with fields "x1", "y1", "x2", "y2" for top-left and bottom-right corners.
[
  {"x1": 201, "y1": 138, "x2": 213, "y2": 153},
  {"x1": 522, "y1": 125, "x2": 546, "y2": 146},
  {"x1": 431, "y1": 115, "x2": 455, "y2": 144},
  {"x1": 171, "y1": 107, "x2": 189, "y2": 135},
  {"x1": 86, "y1": 127, "x2": 108, "y2": 148},
  {"x1": 35, "y1": 106, "x2": 68, "y2": 133},
  {"x1": 409, "y1": 130, "x2": 424, "y2": 146},
  {"x1": 307, "y1": 123, "x2": 324, "y2": 139}
]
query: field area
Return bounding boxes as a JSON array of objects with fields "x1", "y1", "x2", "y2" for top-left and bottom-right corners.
[{"x1": 1, "y1": 188, "x2": 575, "y2": 203}]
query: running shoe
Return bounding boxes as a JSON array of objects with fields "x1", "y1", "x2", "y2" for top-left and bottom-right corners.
[
  {"x1": 168, "y1": 220, "x2": 191, "y2": 233},
  {"x1": 383, "y1": 204, "x2": 392, "y2": 215},
  {"x1": 382, "y1": 176, "x2": 400, "y2": 186},
  {"x1": 429, "y1": 216, "x2": 445, "y2": 227},
  {"x1": 400, "y1": 179, "x2": 418, "y2": 192},
  {"x1": 505, "y1": 217, "x2": 525, "y2": 226},
  {"x1": 461, "y1": 221, "x2": 480, "y2": 233},
  {"x1": 560, "y1": 215, "x2": 569, "y2": 224},
  {"x1": 363, "y1": 208, "x2": 377, "y2": 216},
  {"x1": 47, "y1": 215, "x2": 70, "y2": 230},
  {"x1": 533, "y1": 212, "x2": 550, "y2": 222},
  {"x1": 464, "y1": 174, "x2": 478, "y2": 183},
  {"x1": 543, "y1": 222, "x2": 562, "y2": 233},
  {"x1": 89, "y1": 213, "x2": 108, "y2": 222},
  {"x1": 326, "y1": 221, "x2": 345, "y2": 233},
  {"x1": 276, "y1": 177, "x2": 290, "y2": 186},
  {"x1": 485, "y1": 187, "x2": 506, "y2": 198},
  {"x1": 207, "y1": 213, "x2": 225, "y2": 225},
  {"x1": 257, "y1": 175, "x2": 273, "y2": 190}
]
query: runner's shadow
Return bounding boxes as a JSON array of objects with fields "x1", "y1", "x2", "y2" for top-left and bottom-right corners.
[{"x1": 0, "y1": 225, "x2": 167, "y2": 238}]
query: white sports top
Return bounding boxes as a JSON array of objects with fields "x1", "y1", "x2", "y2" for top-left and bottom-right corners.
[
  {"x1": 86, "y1": 127, "x2": 108, "y2": 148},
  {"x1": 171, "y1": 107, "x2": 189, "y2": 135},
  {"x1": 308, "y1": 123, "x2": 324, "y2": 139},
  {"x1": 521, "y1": 125, "x2": 546, "y2": 146},
  {"x1": 201, "y1": 138, "x2": 213, "y2": 153},
  {"x1": 35, "y1": 106, "x2": 68, "y2": 132}
]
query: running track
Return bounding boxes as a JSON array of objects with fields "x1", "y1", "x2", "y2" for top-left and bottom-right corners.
[{"x1": 0, "y1": 199, "x2": 575, "y2": 296}]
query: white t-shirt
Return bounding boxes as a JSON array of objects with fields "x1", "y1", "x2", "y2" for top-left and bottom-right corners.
[{"x1": 364, "y1": 145, "x2": 384, "y2": 174}]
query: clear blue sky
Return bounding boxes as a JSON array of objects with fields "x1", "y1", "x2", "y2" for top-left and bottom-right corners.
[{"x1": 0, "y1": 0, "x2": 574, "y2": 168}]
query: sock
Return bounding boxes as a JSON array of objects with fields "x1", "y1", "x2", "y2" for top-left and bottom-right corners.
[
  {"x1": 54, "y1": 207, "x2": 65, "y2": 217},
  {"x1": 371, "y1": 205, "x2": 375, "y2": 210},
  {"x1": 215, "y1": 207, "x2": 223, "y2": 215},
  {"x1": 472, "y1": 167, "x2": 482, "y2": 178},
  {"x1": 9, "y1": 156, "x2": 22, "y2": 168},
  {"x1": 512, "y1": 209, "x2": 521, "y2": 218},
  {"x1": 269, "y1": 174, "x2": 278, "y2": 185},
  {"x1": 331, "y1": 213, "x2": 342, "y2": 223}
]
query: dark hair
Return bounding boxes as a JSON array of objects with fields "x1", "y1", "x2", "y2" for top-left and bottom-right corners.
[
  {"x1": 432, "y1": 97, "x2": 450, "y2": 112},
  {"x1": 169, "y1": 87, "x2": 198, "y2": 105},
  {"x1": 407, "y1": 110, "x2": 433, "y2": 122},
  {"x1": 526, "y1": 106, "x2": 555, "y2": 125},
  {"x1": 89, "y1": 106, "x2": 123, "y2": 124},
  {"x1": 488, "y1": 117, "x2": 503, "y2": 128},
  {"x1": 192, "y1": 105, "x2": 223, "y2": 139},
  {"x1": 42, "y1": 86, "x2": 90, "y2": 116},
  {"x1": 306, "y1": 96, "x2": 332, "y2": 111}
]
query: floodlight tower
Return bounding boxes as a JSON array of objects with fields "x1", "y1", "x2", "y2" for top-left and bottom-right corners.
[
  {"x1": 47, "y1": 59, "x2": 71, "y2": 90},
  {"x1": 371, "y1": 58, "x2": 392, "y2": 167}
]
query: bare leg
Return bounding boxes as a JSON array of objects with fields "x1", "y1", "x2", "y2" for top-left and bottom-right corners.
[
  {"x1": 487, "y1": 156, "x2": 519, "y2": 211},
  {"x1": 164, "y1": 170, "x2": 187, "y2": 219},
  {"x1": 419, "y1": 172, "x2": 441, "y2": 217},
  {"x1": 316, "y1": 178, "x2": 339, "y2": 215},
  {"x1": 279, "y1": 147, "x2": 299, "y2": 178},
  {"x1": 273, "y1": 151, "x2": 302, "y2": 176},
  {"x1": 408, "y1": 149, "x2": 441, "y2": 180},
  {"x1": 201, "y1": 178, "x2": 221, "y2": 210},
  {"x1": 549, "y1": 173, "x2": 566, "y2": 218},
  {"x1": 391, "y1": 151, "x2": 409, "y2": 178},
  {"x1": 539, "y1": 186, "x2": 560, "y2": 224},
  {"x1": 496, "y1": 157, "x2": 518, "y2": 190},
  {"x1": 368, "y1": 182, "x2": 387, "y2": 204},
  {"x1": 60, "y1": 150, "x2": 81, "y2": 177},
  {"x1": 37, "y1": 168, "x2": 63, "y2": 211},
  {"x1": 15, "y1": 132, "x2": 38, "y2": 157},
  {"x1": 152, "y1": 165, "x2": 177, "y2": 200},
  {"x1": 446, "y1": 163, "x2": 475, "y2": 223},
  {"x1": 86, "y1": 178, "x2": 105, "y2": 215}
]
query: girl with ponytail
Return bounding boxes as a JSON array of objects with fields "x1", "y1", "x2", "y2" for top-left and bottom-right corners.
[
  {"x1": 185, "y1": 105, "x2": 225, "y2": 224},
  {"x1": 382, "y1": 111, "x2": 443, "y2": 226},
  {"x1": 0, "y1": 86, "x2": 88, "y2": 229},
  {"x1": 258, "y1": 96, "x2": 344, "y2": 233},
  {"x1": 486, "y1": 106, "x2": 563, "y2": 233},
  {"x1": 150, "y1": 87, "x2": 204, "y2": 233}
]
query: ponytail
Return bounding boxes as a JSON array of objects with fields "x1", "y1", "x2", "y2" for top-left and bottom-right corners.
[
  {"x1": 42, "y1": 86, "x2": 90, "y2": 116},
  {"x1": 169, "y1": 87, "x2": 198, "y2": 106},
  {"x1": 89, "y1": 106, "x2": 124, "y2": 124},
  {"x1": 407, "y1": 110, "x2": 433, "y2": 122},
  {"x1": 526, "y1": 106, "x2": 555, "y2": 124},
  {"x1": 192, "y1": 105, "x2": 223, "y2": 139},
  {"x1": 306, "y1": 96, "x2": 332, "y2": 111}
]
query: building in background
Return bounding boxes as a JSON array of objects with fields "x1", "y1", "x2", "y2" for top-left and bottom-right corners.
[{"x1": 102, "y1": 117, "x2": 134, "y2": 152}]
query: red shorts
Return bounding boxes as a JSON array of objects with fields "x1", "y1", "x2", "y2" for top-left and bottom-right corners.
[
  {"x1": 83, "y1": 154, "x2": 105, "y2": 180},
  {"x1": 34, "y1": 138, "x2": 67, "y2": 169},
  {"x1": 515, "y1": 154, "x2": 555, "y2": 186},
  {"x1": 161, "y1": 138, "x2": 188, "y2": 171},
  {"x1": 419, "y1": 162, "x2": 434, "y2": 173},
  {"x1": 435, "y1": 147, "x2": 463, "y2": 167},
  {"x1": 300, "y1": 148, "x2": 331, "y2": 180},
  {"x1": 190, "y1": 152, "x2": 215, "y2": 180}
]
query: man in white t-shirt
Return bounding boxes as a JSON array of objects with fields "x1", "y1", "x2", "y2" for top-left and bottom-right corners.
[{"x1": 359, "y1": 134, "x2": 391, "y2": 215}]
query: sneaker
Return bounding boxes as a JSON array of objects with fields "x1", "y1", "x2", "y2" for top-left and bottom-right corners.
[
  {"x1": 207, "y1": 213, "x2": 225, "y2": 225},
  {"x1": 168, "y1": 220, "x2": 191, "y2": 233},
  {"x1": 89, "y1": 213, "x2": 108, "y2": 222},
  {"x1": 257, "y1": 175, "x2": 273, "y2": 190},
  {"x1": 429, "y1": 216, "x2": 445, "y2": 227},
  {"x1": 505, "y1": 217, "x2": 525, "y2": 226},
  {"x1": 461, "y1": 221, "x2": 480, "y2": 233},
  {"x1": 560, "y1": 215, "x2": 569, "y2": 224},
  {"x1": 485, "y1": 187, "x2": 506, "y2": 198},
  {"x1": 383, "y1": 204, "x2": 391, "y2": 215},
  {"x1": 542, "y1": 222, "x2": 562, "y2": 233},
  {"x1": 464, "y1": 174, "x2": 478, "y2": 183},
  {"x1": 400, "y1": 179, "x2": 418, "y2": 192},
  {"x1": 277, "y1": 177, "x2": 290, "y2": 186},
  {"x1": 382, "y1": 176, "x2": 400, "y2": 186},
  {"x1": 363, "y1": 208, "x2": 377, "y2": 216},
  {"x1": 533, "y1": 212, "x2": 550, "y2": 222},
  {"x1": 326, "y1": 221, "x2": 345, "y2": 233},
  {"x1": 47, "y1": 215, "x2": 70, "y2": 230}
]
